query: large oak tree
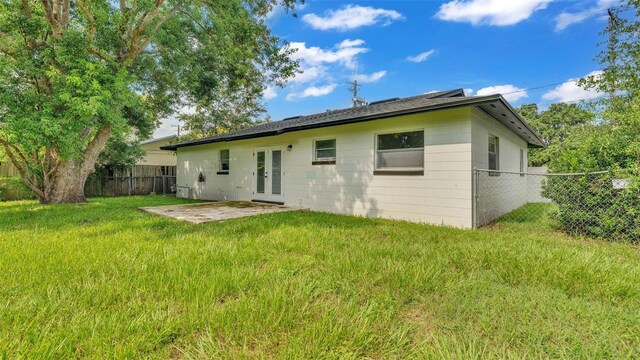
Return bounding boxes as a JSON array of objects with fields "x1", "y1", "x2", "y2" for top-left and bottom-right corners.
[{"x1": 0, "y1": 0, "x2": 299, "y2": 203}]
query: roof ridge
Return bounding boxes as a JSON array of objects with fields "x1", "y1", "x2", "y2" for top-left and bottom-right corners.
[{"x1": 161, "y1": 92, "x2": 544, "y2": 150}]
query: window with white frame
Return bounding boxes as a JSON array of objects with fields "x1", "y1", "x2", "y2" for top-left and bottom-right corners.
[
  {"x1": 488, "y1": 135, "x2": 499, "y2": 175},
  {"x1": 375, "y1": 130, "x2": 424, "y2": 172},
  {"x1": 314, "y1": 139, "x2": 336, "y2": 162},
  {"x1": 220, "y1": 149, "x2": 230, "y2": 172},
  {"x1": 520, "y1": 148, "x2": 525, "y2": 176}
]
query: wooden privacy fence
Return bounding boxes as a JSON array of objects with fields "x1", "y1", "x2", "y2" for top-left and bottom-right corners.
[
  {"x1": 85, "y1": 176, "x2": 177, "y2": 197},
  {"x1": 0, "y1": 162, "x2": 19, "y2": 177}
]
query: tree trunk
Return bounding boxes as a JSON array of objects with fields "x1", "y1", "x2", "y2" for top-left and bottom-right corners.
[
  {"x1": 41, "y1": 159, "x2": 89, "y2": 203},
  {"x1": 39, "y1": 125, "x2": 112, "y2": 204}
]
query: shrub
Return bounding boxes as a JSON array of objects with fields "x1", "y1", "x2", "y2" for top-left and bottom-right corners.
[
  {"x1": 542, "y1": 171, "x2": 640, "y2": 242},
  {"x1": 0, "y1": 177, "x2": 36, "y2": 201}
]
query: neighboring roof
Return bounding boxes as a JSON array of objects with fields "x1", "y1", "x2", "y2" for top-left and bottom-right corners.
[
  {"x1": 140, "y1": 134, "x2": 178, "y2": 145},
  {"x1": 162, "y1": 89, "x2": 544, "y2": 150}
]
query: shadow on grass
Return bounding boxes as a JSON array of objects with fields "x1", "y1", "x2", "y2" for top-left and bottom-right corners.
[
  {"x1": 0, "y1": 196, "x2": 197, "y2": 232},
  {"x1": 483, "y1": 203, "x2": 563, "y2": 236},
  {"x1": 495, "y1": 203, "x2": 557, "y2": 224},
  {"x1": 44, "y1": 206, "x2": 383, "y2": 246}
]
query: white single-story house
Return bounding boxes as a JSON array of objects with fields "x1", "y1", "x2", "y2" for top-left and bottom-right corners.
[
  {"x1": 106, "y1": 135, "x2": 178, "y2": 177},
  {"x1": 162, "y1": 89, "x2": 544, "y2": 228},
  {"x1": 136, "y1": 135, "x2": 178, "y2": 176}
]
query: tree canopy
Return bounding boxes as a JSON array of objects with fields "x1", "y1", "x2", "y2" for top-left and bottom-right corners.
[
  {"x1": 0, "y1": 0, "x2": 299, "y2": 203},
  {"x1": 551, "y1": 0, "x2": 640, "y2": 173},
  {"x1": 516, "y1": 103, "x2": 595, "y2": 167}
]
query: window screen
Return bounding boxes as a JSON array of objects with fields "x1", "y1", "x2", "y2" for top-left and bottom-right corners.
[
  {"x1": 220, "y1": 150, "x2": 230, "y2": 172},
  {"x1": 488, "y1": 135, "x2": 499, "y2": 174},
  {"x1": 314, "y1": 139, "x2": 336, "y2": 160},
  {"x1": 376, "y1": 130, "x2": 424, "y2": 170}
]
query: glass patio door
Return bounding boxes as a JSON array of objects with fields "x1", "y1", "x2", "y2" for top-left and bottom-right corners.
[{"x1": 254, "y1": 147, "x2": 284, "y2": 202}]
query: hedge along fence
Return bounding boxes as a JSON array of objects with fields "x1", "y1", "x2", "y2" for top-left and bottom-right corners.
[
  {"x1": 542, "y1": 169, "x2": 640, "y2": 242},
  {"x1": 0, "y1": 175, "x2": 179, "y2": 202},
  {"x1": 0, "y1": 177, "x2": 36, "y2": 201}
]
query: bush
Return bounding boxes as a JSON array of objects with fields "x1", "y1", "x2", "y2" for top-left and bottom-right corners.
[{"x1": 0, "y1": 177, "x2": 36, "y2": 201}]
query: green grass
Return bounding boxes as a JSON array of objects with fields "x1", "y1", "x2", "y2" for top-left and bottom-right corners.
[{"x1": 1, "y1": 196, "x2": 639, "y2": 358}]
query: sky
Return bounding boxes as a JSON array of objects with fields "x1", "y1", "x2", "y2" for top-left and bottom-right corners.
[{"x1": 153, "y1": 0, "x2": 617, "y2": 138}]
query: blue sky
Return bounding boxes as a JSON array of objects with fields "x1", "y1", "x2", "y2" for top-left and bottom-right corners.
[{"x1": 154, "y1": 0, "x2": 616, "y2": 137}]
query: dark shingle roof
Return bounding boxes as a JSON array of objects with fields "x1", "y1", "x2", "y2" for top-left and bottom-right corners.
[{"x1": 162, "y1": 89, "x2": 545, "y2": 150}]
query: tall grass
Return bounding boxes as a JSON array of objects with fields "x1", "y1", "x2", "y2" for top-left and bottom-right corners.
[{"x1": 1, "y1": 196, "x2": 639, "y2": 358}]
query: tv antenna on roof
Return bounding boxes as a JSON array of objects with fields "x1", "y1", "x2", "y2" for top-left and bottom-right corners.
[{"x1": 348, "y1": 59, "x2": 367, "y2": 108}]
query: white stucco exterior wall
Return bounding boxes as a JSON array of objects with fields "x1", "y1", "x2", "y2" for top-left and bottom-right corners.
[
  {"x1": 176, "y1": 108, "x2": 475, "y2": 228},
  {"x1": 138, "y1": 138, "x2": 177, "y2": 167},
  {"x1": 471, "y1": 108, "x2": 529, "y2": 226}
]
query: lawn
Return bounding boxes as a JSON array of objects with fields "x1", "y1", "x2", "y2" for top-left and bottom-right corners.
[{"x1": 1, "y1": 197, "x2": 639, "y2": 358}]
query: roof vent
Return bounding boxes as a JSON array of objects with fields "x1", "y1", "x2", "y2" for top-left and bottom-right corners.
[
  {"x1": 282, "y1": 115, "x2": 302, "y2": 121},
  {"x1": 369, "y1": 98, "x2": 400, "y2": 106}
]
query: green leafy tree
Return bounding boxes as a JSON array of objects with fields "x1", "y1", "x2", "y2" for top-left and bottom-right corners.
[
  {"x1": 0, "y1": 0, "x2": 299, "y2": 203},
  {"x1": 94, "y1": 135, "x2": 145, "y2": 174},
  {"x1": 546, "y1": 0, "x2": 640, "y2": 172},
  {"x1": 541, "y1": 1, "x2": 640, "y2": 241},
  {"x1": 178, "y1": 37, "x2": 278, "y2": 138},
  {"x1": 516, "y1": 103, "x2": 595, "y2": 167},
  {"x1": 586, "y1": 1, "x2": 640, "y2": 166},
  {"x1": 179, "y1": 86, "x2": 270, "y2": 139}
]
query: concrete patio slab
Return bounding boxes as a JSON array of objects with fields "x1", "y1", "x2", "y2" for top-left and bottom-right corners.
[{"x1": 139, "y1": 201, "x2": 306, "y2": 224}]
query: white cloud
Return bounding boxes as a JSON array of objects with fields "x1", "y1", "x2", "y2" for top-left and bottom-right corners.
[
  {"x1": 290, "y1": 66, "x2": 325, "y2": 84},
  {"x1": 464, "y1": 88, "x2": 474, "y2": 96},
  {"x1": 282, "y1": 39, "x2": 381, "y2": 101},
  {"x1": 287, "y1": 84, "x2": 337, "y2": 100},
  {"x1": 302, "y1": 5, "x2": 403, "y2": 31},
  {"x1": 476, "y1": 84, "x2": 528, "y2": 102},
  {"x1": 338, "y1": 39, "x2": 365, "y2": 49},
  {"x1": 355, "y1": 71, "x2": 387, "y2": 84},
  {"x1": 263, "y1": 86, "x2": 278, "y2": 100},
  {"x1": 555, "y1": 0, "x2": 618, "y2": 31},
  {"x1": 288, "y1": 40, "x2": 368, "y2": 69},
  {"x1": 407, "y1": 50, "x2": 436, "y2": 63},
  {"x1": 436, "y1": 0, "x2": 553, "y2": 26},
  {"x1": 542, "y1": 71, "x2": 604, "y2": 102}
]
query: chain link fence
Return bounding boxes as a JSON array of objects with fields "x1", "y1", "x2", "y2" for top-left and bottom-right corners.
[{"x1": 474, "y1": 168, "x2": 640, "y2": 242}]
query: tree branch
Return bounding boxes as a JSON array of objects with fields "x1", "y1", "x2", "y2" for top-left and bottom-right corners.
[
  {"x1": 125, "y1": 3, "x2": 181, "y2": 64},
  {"x1": 80, "y1": 126, "x2": 94, "y2": 139},
  {"x1": 61, "y1": 0, "x2": 70, "y2": 25},
  {"x1": 40, "y1": 0, "x2": 54, "y2": 26},
  {"x1": 89, "y1": 47, "x2": 115, "y2": 63},
  {"x1": 9, "y1": 143, "x2": 29, "y2": 167},
  {"x1": 45, "y1": 147, "x2": 59, "y2": 178},
  {"x1": 136, "y1": 5, "x2": 181, "y2": 55},
  {"x1": 21, "y1": 0, "x2": 32, "y2": 19},
  {"x1": 42, "y1": 0, "x2": 70, "y2": 35},
  {"x1": 0, "y1": 139, "x2": 44, "y2": 198},
  {"x1": 76, "y1": 0, "x2": 96, "y2": 41},
  {"x1": 81, "y1": 124, "x2": 111, "y2": 177}
]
